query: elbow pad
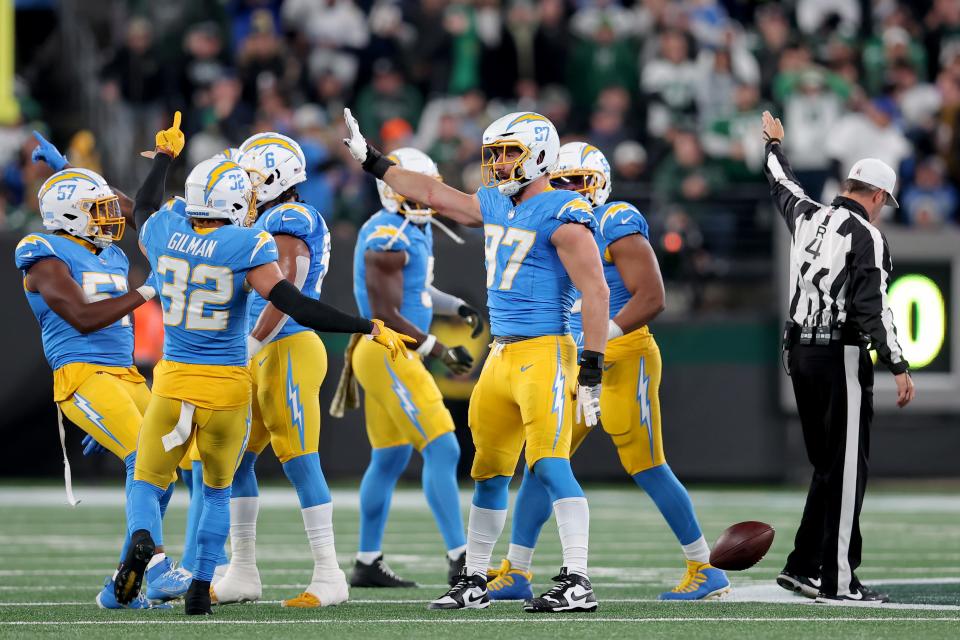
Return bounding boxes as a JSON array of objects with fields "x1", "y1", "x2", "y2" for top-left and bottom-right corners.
[{"x1": 268, "y1": 280, "x2": 373, "y2": 334}]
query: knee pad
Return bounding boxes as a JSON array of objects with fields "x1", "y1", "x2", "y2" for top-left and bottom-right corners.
[
  {"x1": 532, "y1": 457, "x2": 584, "y2": 501},
  {"x1": 473, "y1": 475, "x2": 511, "y2": 510},
  {"x1": 231, "y1": 451, "x2": 259, "y2": 498}
]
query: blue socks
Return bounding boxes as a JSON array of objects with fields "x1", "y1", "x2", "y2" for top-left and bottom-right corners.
[
  {"x1": 473, "y1": 475, "x2": 511, "y2": 510},
  {"x1": 155, "y1": 483, "x2": 175, "y2": 546},
  {"x1": 420, "y1": 433, "x2": 465, "y2": 551},
  {"x1": 282, "y1": 453, "x2": 331, "y2": 509},
  {"x1": 118, "y1": 453, "x2": 137, "y2": 564},
  {"x1": 358, "y1": 445, "x2": 412, "y2": 552},
  {"x1": 195, "y1": 485, "x2": 231, "y2": 582},
  {"x1": 532, "y1": 457, "x2": 584, "y2": 500},
  {"x1": 231, "y1": 451, "x2": 259, "y2": 498},
  {"x1": 126, "y1": 479, "x2": 164, "y2": 544},
  {"x1": 181, "y1": 461, "x2": 204, "y2": 573},
  {"x1": 633, "y1": 464, "x2": 703, "y2": 545},
  {"x1": 509, "y1": 465, "x2": 554, "y2": 548}
]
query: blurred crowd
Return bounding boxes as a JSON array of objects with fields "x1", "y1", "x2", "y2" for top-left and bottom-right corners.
[{"x1": 3, "y1": 0, "x2": 960, "y2": 307}]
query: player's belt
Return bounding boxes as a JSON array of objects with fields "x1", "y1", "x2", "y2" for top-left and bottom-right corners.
[
  {"x1": 783, "y1": 322, "x2": 866, "y2": 348},
  {"x1": 491, "y1": 335, "x2": 536, "y2": 345}
]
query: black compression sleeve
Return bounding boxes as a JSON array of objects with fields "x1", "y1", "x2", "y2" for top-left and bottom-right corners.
[
  {"x1": 133, "y1": 153, "x2": 172, "y2": 231},
  {"x1": 268, "y1": 280, "x2": 374, "y2": 334}
]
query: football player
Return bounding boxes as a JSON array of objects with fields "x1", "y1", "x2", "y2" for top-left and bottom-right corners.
[
  {"x1": 344, "y1": 109, "x2": 609, "y2": 612},
  {"x1": 341, "y1": 147, "x2": 483, "y2": 588},
  {"x1": 487, "y1": 142, "x2": 730, "y2": 601},
  {"x1": 210, "y1": 132, "x2": 348, "y2": 608},
  {"x1": 14, "y1": 167, "x2": 186, "y2": 609},
  {"x1": 114, "y1": 115, "x2": 412, "y2": 615}
]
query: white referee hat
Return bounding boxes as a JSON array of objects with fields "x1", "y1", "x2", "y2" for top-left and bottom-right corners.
[{"x1": 848, "y1": 158, "x2": 899, "y2": 208}]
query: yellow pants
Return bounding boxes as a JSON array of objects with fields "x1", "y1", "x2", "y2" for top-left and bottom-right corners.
[
  {"x1": 571, "y1": 330, "x2": 665, "y2": 475},
  {"x1": 352, "y1": 337, "x2": 455, "y2": 451},
  {"x1": 247, "y1": 331, "x2": 327, "y2": 463},
  {"x1": 55, "y1": 364, "x2": 150, "y2": 460},
  {"x1": 134, "y1": 362, "x2": 251, "y2": 489},
  {"x1": 468, "y1": 335, "x2": 577, "y2": 480}
]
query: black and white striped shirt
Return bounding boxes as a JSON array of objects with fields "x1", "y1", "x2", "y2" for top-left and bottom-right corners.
[{"x1": 764, "y1": 142, "x2": 909, "y2": 374}]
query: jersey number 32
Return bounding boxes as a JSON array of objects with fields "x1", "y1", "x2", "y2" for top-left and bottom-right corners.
[{"x1": 156, "y1": 255, "x2": 233, "y2": 330}]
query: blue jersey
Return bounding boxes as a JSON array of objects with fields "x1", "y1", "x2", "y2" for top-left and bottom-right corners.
[
  {"x1": 14, "y1": 233, "x2": 134, "y2": 370},
  {"x1": 478, "y1": 187, "x2": 596, "y2": 337},
  {"x1": 353, "y1": 210, "x2": 434, "y2": 334},
  {"x1": 140, "y1": 210, "x2": 278, "y2": 366},
  {"x1": 569, "y1": 201, "x2": 650, "y2": 347},
  {"x1": 248, "y1": 202, "x2": 331, "y2": 343}
]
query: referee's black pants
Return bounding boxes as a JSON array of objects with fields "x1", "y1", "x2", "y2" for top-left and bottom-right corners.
[{"x1": 785, "y1": 342, "x2": 873, "y2": 596}]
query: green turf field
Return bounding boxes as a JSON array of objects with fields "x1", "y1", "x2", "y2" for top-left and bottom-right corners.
[{"x1": 0, "y1": 484, "x2": 957, "y2": 639}]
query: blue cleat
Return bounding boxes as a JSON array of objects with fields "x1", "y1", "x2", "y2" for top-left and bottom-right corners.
[
  {"x1": 486, "y1": 559, "x2": 534, "y2": 601},
  {"x1": 146, "y1": 558, "x2": 192, "y2": 602},
  {"x1": 659, "y1": 560, "x2": 732, "y2": 601},
  {"x1": 97, "y1": 576, "x2": 172, "y2": 610}
]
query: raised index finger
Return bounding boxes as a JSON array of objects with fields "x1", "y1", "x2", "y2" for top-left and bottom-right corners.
[{"x1": 172, "y1": 110, "x2": 182, "y2": 130}]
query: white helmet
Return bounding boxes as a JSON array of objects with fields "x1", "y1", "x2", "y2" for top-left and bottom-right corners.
[
  {"x1": 184, "y1": 158, "x2": 256, "y2": 226},
  {"x1": 211, "y1": 147, "x2": 242, "y2": 161},
  {"x1": 376, "y1": 147, "x2": 441, "y2": 224},
  {"x1": 37, "y1": 168, "x2": 124, "y2": 248},
  {"x1": 481, "y1": 111, "x2": 560, "y2": 196},
  {"x1": 551, "y1": 142, "x2": 612, "y2": 206},
  {"x1": 238, "y1": 132, "x2": 307, "y2": 206}
]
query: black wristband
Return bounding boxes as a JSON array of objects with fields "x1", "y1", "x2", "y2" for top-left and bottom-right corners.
[
  {"x1": 361, "y1": 143, "x2": 396, "y2": 179},
  {"x1": 578, "y1": 349, "x2": 604, "y2": 386}
]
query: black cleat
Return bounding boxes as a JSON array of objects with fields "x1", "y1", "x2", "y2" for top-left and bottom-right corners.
[
  {"x1": 184, "y1": 579, "x2": 213, "y2": 615},
  {"x1": 524, "y1": 568, "x2": 598, "y2": 613},
  {"x1": 349, "y1": 555, "x2": 417, "y2": 588},
  {"x1": 777, "y1": 570, "x2": 821, "y2": 599},
  {"x1": 428, "y1": 571, "x2": 489, "y2": 610},
  {"x1": 817, "y1": 584, "x2": 890, "y2": 604},
  {"x1": 447, "y1": 551, "x2": 466, "y2": 587},
  {"x1": 114, "y1": 529, "x2": 155, "y2": 605}
]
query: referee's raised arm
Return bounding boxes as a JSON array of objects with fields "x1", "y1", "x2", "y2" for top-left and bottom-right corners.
[{"x1": 760, "y1": 111, "x2": 823, "y2": 236}]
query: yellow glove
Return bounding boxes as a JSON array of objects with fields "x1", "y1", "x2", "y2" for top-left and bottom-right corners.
[
  {"x1": 369, "y1": 319, "x2": 416, "y2": 361},
  {"x1": 154, "y1": 111, "x2": 185, "y2": 158}
]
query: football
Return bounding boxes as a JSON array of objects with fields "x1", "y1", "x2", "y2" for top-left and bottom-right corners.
[{"x1": 709, "y1": 521, "x2": 776, "y2": 571}]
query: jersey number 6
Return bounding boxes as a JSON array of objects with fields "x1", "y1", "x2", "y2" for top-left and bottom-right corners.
[{"x1": 156, "y1": 255, "x2": 234, "y2": 330}]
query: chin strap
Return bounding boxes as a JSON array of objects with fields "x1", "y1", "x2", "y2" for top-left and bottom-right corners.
[
  {"x1": 430, "y1": 217, "x2": 465, "y2": 244},
  {"x1": 383, "y1": 216, "x2": 411, "y2": 251}
]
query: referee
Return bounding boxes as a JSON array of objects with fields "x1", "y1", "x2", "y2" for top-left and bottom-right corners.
[{"x1": 761, "y1": 111, "x2": 915, "y2": 603}]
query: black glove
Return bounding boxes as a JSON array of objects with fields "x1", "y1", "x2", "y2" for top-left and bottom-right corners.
[
  {"x1": 457, "y1": 303, "x2": 484, "y2": 339},
  {"x1": 441, "y1": 345, "x2": 474, "y2": 375},
  {"x1": 577, "y1": 350, "x2": 603, "y2": 386}
]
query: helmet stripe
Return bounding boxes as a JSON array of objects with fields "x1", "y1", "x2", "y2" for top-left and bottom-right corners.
[
  {"x1": 242, "y1": 136, "x2": 303, "y2": 161},
  {"x1": 506, "y1": 113, "x2": 548, "y2": 129},
  {"x1": 39, "y1": 171, "x2": 100, "y2": 199},
  {"x1": 204, "y1": 161, "x2": 239, "y2": 199}
]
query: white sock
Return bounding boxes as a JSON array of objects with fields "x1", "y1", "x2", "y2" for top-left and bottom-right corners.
[
  {"x1": 466, "y1": 505, "x2": 507, "y2": 577},
  {"x1": 228, "y1": 497, "x2": 259, "y2": 569},
  {"x1": 506, "y1": 543, "x2": 535, "y2": 573},
  {"x1": 146, "y1": 552, "x2": 166, "y2": 571},
  {"x1": 356, "y1": 550, "x2": 381, "y2": 565},
  {"x1": 446, "y1": 544, "x2": 467, "y2": 562},
  {"x1": 302, "y1": 503, "x2": 340, "y2": 582},
  {"x1": 554, "y1": 497, "x2": 589, "y2": 577},
  {"x1": 682, "y1": 535, "x2": 710, "y2": 564}
]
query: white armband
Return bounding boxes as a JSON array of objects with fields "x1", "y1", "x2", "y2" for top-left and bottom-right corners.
[
  {"x1": 136, "y1": 284, "x2": 156, "y2": 301},
  {"x1": 416, "y1": 334, "x2": 437, "y2": 357},
  {"x1": 428, "y1": 286, "x2": 465, "y2": 316},
  {"x1": 247, "y1": 335, "x2": 264, "y2": 360},
  {"x1": 608, "y1": 319, "x2": 624, "y2": 340}
]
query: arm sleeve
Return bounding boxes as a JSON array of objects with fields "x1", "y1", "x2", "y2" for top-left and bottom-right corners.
[
  {"x1": 428, "y1": 285, "x2": 465, "y2": 316},
  {"x1": 763, "y1": 141, "x2": 824, "y2": 236},
  {"x1": 267, "y1": 280, "x2": 374, "y2": 334},
  {"x1": 133, "y1": 153, "x2": 173, "y2": 232},
  {"x1": 847, "y1": 226, "x2": 909, "y2": 375}
]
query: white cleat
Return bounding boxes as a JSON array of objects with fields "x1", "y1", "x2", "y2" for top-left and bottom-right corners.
[
  {"x1": 282, "y1": 569, "x2": 349, "y2": 608},
  {"x1": 210, "y1": 565, "x2": 262, "y2": 604},
  {"x1": 212, "y1": 563, "x2": 229, "y2": 585}
]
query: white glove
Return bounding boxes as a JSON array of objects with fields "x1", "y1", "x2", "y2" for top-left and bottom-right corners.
[
  {"x1": 576, "y1": 383, "x2": 602, "y2": 427},
  {"x1": 136, "y1": 284, "x2": 156, "y2": 301},
  {"x1": 247, "y1": 335, "x2": 264, "y2": 361},
  {"x1": 342, "y1": 108, "x2": 368, "y2": 163}
]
